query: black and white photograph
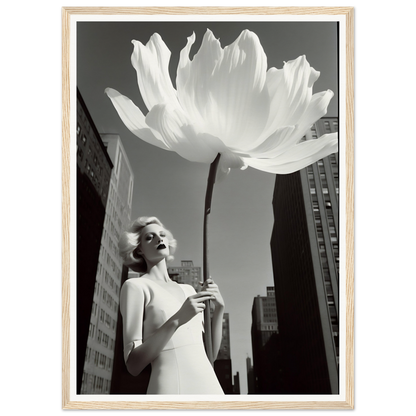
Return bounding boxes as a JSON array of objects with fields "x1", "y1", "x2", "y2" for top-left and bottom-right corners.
[{"x1": 69, "y1": 9, "x2": 351, "y2": 409}]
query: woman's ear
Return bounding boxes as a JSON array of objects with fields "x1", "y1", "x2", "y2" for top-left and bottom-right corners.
[{"x1": 133, "y1": 248, "x2": 142, "y2": 259}]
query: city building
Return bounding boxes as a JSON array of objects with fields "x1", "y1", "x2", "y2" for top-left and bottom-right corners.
[
  {"x1": 76, "y1": 89, "x2": 113, "y2": 393},
  {"x1": 250, "y1": 287, "x2": 284, "y2": 394},
  {"x1": 270, "y1": 117, "x2": 339, "y2": 394},
  {"x1": 233, "y1": 372, "x2": 241, "y2": 394},
  {"x1": 246, "y1": 356, "x2": 255, "y2": 394},
  {"x1": 168, "y1": 260, "x2": 201, "y2": 291},
  {"x1": 214, "y1": 312, "x2": 233, "y2": 394},
  {"x1": 80, "y1": 134, "x2": 134, "y2": 394}
]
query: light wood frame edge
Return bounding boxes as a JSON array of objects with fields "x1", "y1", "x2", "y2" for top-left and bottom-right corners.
[{"x1": 58, "y1": 3, "x2": 354, "y2": 411}]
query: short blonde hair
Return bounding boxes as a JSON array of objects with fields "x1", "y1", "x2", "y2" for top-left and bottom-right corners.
[{"x1": 118, "y1": 216, "x2": 177, "y2": 273}]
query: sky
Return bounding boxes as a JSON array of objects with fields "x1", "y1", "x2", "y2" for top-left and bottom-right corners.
[{"x1": 76, "y1": 19, "x2": 338, "y2": 394}]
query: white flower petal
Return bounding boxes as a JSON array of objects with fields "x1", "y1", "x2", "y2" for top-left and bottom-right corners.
[
  {"x1": 234, "y1": 125, "x2": 297, "y2": 159},
  {"x1": 131, "y1": 34, "x2": 178, "y2": 111},
  {"x1": 104, "y1": 88, "x2": 170, "y2": 150},
  {"x1": 296, "y1": 90, "x2": 334, "y2": 137},
  {"x1": 205, "y1": 30, "x2": 269, "y2": 147},
  {"x1": 177, "y1": 30, "x2": 223, "y2": 133},
  {"x1": 145, "y1": 103, "x2": 222, "y2": 164},
  {"x1": 244, "y1": 133, "x2": 338, "y2": 174},
  {"x1": 262, "y1": 56, "x2": 320, "y2": 141}
]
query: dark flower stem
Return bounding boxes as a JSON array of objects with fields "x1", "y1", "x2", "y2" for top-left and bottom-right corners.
[{"x1": 203, "y1": 153, "x2": 221, "y2": 365}]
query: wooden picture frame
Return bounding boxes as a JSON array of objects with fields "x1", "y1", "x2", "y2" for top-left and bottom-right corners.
[{"x1": 62, "y1": 6, "x2": 354, "y2": 410}]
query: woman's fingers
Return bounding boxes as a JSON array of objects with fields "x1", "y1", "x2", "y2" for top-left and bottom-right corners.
[
  {"x1": 189, "y1": 292, "x2": 215, "y2": 304},
  {"x1": 199, "y1": 278, "x2": 215, "y2": 289}
]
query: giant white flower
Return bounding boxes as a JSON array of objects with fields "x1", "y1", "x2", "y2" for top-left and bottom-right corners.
[
  {"x1": 105, "y1": 29, "x2": 338, "y2": 179},
  {"x1": 106, "y1": 29, "x2": 339, "y2": 365}
]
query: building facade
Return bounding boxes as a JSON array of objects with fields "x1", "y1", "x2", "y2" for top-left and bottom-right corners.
[
  {"x1": 214, "y1": 312, "x2": 234, "y2": 394},
  {"x1": 250, "y1": 287, "x2": 284, "y2": 394},
  {"x1": 76, "y1": 89, "x2": 113, "y2": 393},
  {"x1": 80, "y1": 134, "x2": 134, "y2": 394},
  {"x1": 168, "y1": 260, "x2": 201, "y2": 292},
  {"x1": 270, "y1": 117, "x2": 339, "y2": 394}
]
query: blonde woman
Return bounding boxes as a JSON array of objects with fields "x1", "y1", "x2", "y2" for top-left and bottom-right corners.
[{"x1": 118, "y1": 216, "x2": 225, "y2": 394}]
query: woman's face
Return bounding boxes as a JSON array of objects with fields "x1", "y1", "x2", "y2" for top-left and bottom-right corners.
[{"x1": 139, "y1": 223, "x2": 170, "y2": 265}]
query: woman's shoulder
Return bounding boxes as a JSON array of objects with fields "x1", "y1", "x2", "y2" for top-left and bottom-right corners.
[
  {"x1": 120, "y1": 277, "x2": 153, "y2": 307},
  {"x1": 121, "y1": 276, "x2": 152, "y2": 292}
]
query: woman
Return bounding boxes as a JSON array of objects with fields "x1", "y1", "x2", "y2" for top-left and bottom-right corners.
[{"x1": 118, "y1": 216, "x2": 225, "y2": 394}]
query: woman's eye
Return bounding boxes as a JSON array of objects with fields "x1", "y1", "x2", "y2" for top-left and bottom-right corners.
[{"x1": 145, "y1": 235, "x2": 153, "y2": 241}]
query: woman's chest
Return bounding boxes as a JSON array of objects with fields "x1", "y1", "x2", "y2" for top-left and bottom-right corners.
[{"x1": 142, "y1": 283, "x2": 188, "y2": 334}]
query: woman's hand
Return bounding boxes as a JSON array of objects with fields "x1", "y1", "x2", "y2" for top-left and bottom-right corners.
[
  {"x1": 200, "y1": 278, "x2": 225, "y2": 309},
  {"x1": 173, "y1": 292, "x2": 215, "y2": 326}
]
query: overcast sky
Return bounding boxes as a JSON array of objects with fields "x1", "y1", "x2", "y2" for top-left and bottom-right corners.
[{"x1": 77, "y1": 19, "x2": 338, "y2": 394}]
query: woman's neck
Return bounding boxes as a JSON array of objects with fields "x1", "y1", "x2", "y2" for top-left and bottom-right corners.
[{"x1": 145, "y1": 259, "x2": 171, "y2": 283}]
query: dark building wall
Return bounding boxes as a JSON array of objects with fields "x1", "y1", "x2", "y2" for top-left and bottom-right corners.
[
  {"x1": 214, "y1": 359, "x2": 233, "y2": 394},
  {"x1": 250, "y1": 290, "x2": 284, "y2": 394},
  {"x1": 271, "y1": 171, "x2": 333, "y2": 394},
  {"x1": 76, "y1": 89, "x2": 113, "y2": 393}
]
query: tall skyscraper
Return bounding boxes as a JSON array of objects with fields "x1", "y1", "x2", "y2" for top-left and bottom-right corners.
[
  {"x1": 246, "y1": 356, "x2": 255, "y2": 394},
  {"x1": 214, "y1": 312, "x2": 233, "y2": 394},
  {"x1": 270, "y1": 117, "x2": 339, "y2": 394},
  {"x1": 233, "y1": 372, "x2": 240, "y2": 394},
  {"x1": 76, "y1": 89, "x2": 113, "y2": 394},
  {"x1": 80, "y1": 134, "x2": 134, "y2": 394},
  {"x1": 250, "y1": 287, "x2": 284, "y2": 394}
]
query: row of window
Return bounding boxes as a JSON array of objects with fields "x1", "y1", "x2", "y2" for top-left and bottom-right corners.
[
  {"x1": 97, "y1": 262, "x2": 121, "y2": 296},
  {"x1": 92, "y1": 282, "x2": 119, "y2": 318},
  {"x1": 88, "y1": 346, "x2": 113, "y2": 369},
  {"x1": 169, "y1": 267, "x2": 201, "y2": 274},
  {"x1": 81, "y1": 371, "x2": 112, "y2": 394},
  {"x1": 99, "y1": 244, "x2": 121, "y2": 285},
  {"x1": 77, "y1": 122, "x2": 109, "y2": 192},
  {"x1": 88, "y1": 322, "x2": 116, "y2": 350},
  {"x1": 307, "y1": 162, "x2": 339, "y2": 360}
]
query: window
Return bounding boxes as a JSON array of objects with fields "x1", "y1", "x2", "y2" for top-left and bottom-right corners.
[
  {"x1": 89, "y1": 323, "x2": 95, "y2": 338},
  {"x1": 105, "y1": 313, "x2": 111, "y2": 328},
  {"x1": 100, "y1": 309, "x2": 105, "y2": 322},
  {"x1": 99, "y1": 354, "x2": 106, "y2": 368},
  {"x1": 324, "y1": 121, "x2": 331, "y2": 132},
  {"x1": 116, "y1": 151, "x2": 122, "y2": 176}
]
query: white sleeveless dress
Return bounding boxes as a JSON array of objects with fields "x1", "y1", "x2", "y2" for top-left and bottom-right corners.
[{"x1": 120, "y1": 277, "x2": 224, "y2": 395}]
